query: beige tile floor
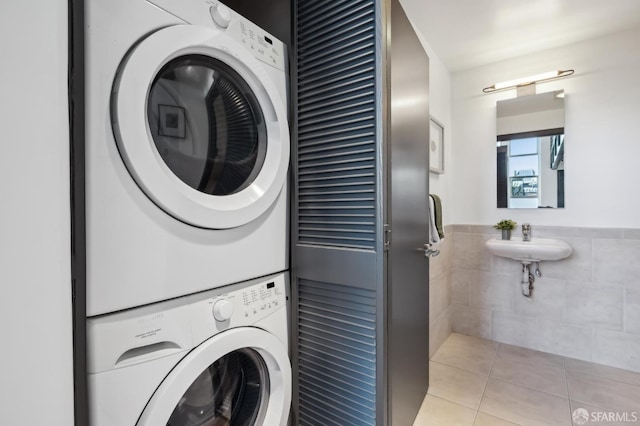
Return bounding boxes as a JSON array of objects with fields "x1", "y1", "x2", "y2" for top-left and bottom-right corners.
[{"x1": 414, "y1": 333, "x2": 640, "y2": 426}]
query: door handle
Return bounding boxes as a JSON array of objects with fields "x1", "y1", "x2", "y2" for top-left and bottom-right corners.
[{"x1": 416, "y1": 243, "x2": 440, "y2": 258}]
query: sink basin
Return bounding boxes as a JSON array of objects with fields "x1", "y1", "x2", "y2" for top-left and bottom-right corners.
[{"x1": 485, "y1": 238, "x2": 572, "y2": 262}]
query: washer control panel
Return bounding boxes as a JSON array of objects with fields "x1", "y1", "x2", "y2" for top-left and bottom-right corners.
[
  {"x1": 240, "y1": 279, "x2": 283, "y2": 319},
  {"x1": 88, "y1": 273, "x2": 288, "y2": 372},
  {"x1": 212, "y1": 298, "x2": 234, "y2": 321},
  {"x1": 191, "y1": 273, "x2": 287, "y2": 343}
]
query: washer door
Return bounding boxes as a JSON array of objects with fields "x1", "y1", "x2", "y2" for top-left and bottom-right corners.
[
  {"x1": 137, "y1": 328, "x2": 291, "y2": 426},
  {"x1": 112, "y1": 25, "x2": 289, "y2": 229}
]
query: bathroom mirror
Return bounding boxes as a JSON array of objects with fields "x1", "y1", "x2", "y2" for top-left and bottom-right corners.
[{"x1": 496, "y1": 90, "x2": 565, "y2": 208}]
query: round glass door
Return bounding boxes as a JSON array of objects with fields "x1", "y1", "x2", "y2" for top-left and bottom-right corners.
[
  {"x1": 112, "y1": 25, "x2": 289, "y2": 229},
  {"x1": 167, "y1": 349, "x2": 269, "y2": 426},
  {"x1": 148, "y1": 55, "x2": 267, "y2": 197},
  {"x1": 136, "y1": 328, "x2": 291, "y2": 426}
]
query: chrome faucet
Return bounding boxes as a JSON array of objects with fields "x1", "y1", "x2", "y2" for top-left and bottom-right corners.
[{"x1": 522, "y1": 223, "x2": 532, "y2": 241}]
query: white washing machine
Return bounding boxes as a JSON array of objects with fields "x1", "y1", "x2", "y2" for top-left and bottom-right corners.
[
  {"x1": 85, "y1": 0, "x2": 290, "y2": 316},
  {"x1": 88, "y1": 272, "x2": 291, "y2": 425}
]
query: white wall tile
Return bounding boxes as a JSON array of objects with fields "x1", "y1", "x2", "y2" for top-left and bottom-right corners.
[
  {"x1": 430, "y1": 306, "x2": 452, "y2": 359},
  {"x1": 623, "y1": 228, "x2": 640, "y2": 240},
  {"x1": 452, "y1": 232, "x2": 492, "y2": 271},
  {"x1": 512, "y1": 277, "x2": 566, "y2": 321},
  {"x1": 525, "y1": 226, "x2": 565, "y2": 238},
  {"x1": 451, "y1": 268, "x2": 470, "y2": 306},
  {"x1": 429, "y1": 233, "x2": 454, "y2": 359},
  {"x1": 625, "y1": 288, "x2": 640, "y2": 336},
  {"x1": 430, "y1": 271, "x2": 451, "y2": 321},
  {"x1": 489, "y1": 253, "x2": 523, "y2": 276},
  {"x1": 468, "y1": 271, "x2": 513, "y2": 312},
  {"x1": 593, "y1": 239, "x2": 640, "y2": 284},
  {"x1": 491, "y1": 312, "x2": 593, "y2": 360},
  {"x1": 452, "y1": 305, "x2": 492, "y2": 340},
  {"x1": 466, "y1": 225, "x2": 497, "y2": 235},
  {"x1": 447, "y1": 226, "x2": 640, "y2": 372},
  {"x1": 564, "y1": 227, "x2": 624, "y2": 239},
  {"x1": 429, "y1": 237, "x2": 449, "y2": 279},
  {"x1": 564, "y1": 282, "x2": 623, "y2": 330},
  {"x1": 542, "y1": 237, "x2": 592, "y2": 282},
  {"x1": 533, "y1": 319, "x2": 593, "y2": 361},
  {"x1": 492, "y1": 311, "x2": 539, "y2": 349}
]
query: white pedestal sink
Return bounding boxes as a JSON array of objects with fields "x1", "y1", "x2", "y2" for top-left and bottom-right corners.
[
  {"x1": 485, "y1": 238, "x2": 572, "y2": 262},
  {"x1": 485, "y1": 237, "x2": 572, "y2": 297}
]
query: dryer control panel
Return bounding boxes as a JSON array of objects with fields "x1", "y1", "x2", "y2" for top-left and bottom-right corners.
[
  {"x1": 233, "y1": 18, "x2": 285, "y2": 71},
  {"x1": 147, "y1": 0, "x2": 286, "y2": 71}
]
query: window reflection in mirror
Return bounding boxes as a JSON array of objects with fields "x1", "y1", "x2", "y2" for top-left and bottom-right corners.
[{"x1": 496, "y1": 90, "x2": 565, "y2": 209}]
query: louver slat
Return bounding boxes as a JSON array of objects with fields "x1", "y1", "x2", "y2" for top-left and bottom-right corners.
[
  {"x1": 297, "y1": 279, "x2": 377, "y2": 426},
  {"x1": 297, "y1": 0, "x2": 376, "y2": 250}
]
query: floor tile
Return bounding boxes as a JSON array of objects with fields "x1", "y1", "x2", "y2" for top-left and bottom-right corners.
[
  {"x1": 421, "y1": 334, "x2": 640, "y2": 426},
  {"x1": 431, "y1": 333, "x2": 498, "y2": 375},
  {"x1": 491, "y1": 344, "x2": 568, "y2": 397},
  {"x1": 480, "y1": 378, "x2": 571, "y2": 426},
  {"x1": 566, "y1": 370, "x2": 640, "y2": 413},
  {"x1": 474, "y1": 412, "x2": 520, "y2": 426},
  {"x1": 428, "y1": 361, "x2": 488, "y2": 409},
  {"x1": 565, "y1": 357, "x2": 640, "y2": 388},
  {"x1": 412, "y1": 394, "x2": 476, "y2": 426}
]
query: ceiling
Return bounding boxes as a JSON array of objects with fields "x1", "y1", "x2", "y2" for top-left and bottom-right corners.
[{"x1": 400, "y1": 0, "x2": 640, "y2": 72}]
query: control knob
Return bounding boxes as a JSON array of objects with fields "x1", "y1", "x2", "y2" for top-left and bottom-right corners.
[
  {"x1": 212, "y1": 299, "x2": 234, "y2": 322},
  {"x1": 210, "y1": 4, "x2": 232, "y2": 28}
]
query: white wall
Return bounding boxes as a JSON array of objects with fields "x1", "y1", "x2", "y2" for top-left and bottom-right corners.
[
  {"x1": 0, "y1": 1, "x2": 74, "y2": 425},
  {"x1": 451, "y1": 27, "x2": 640, "y2": 227},
  {"x1": 401, "y1": 0, "x2": 453, "y2": 225}
]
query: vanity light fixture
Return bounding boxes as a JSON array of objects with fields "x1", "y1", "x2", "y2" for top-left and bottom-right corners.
[{"x1": 483, "y1": 69, "x2": 574, "y2": 93}]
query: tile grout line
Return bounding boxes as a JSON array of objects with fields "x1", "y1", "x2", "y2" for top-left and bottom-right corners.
[
  {"x1": 472, "y1": 341, "x2": 501, "y2": 425},
  {"x1": 429, "y1": 358, "x2": 492, "y2": 378},
  {"x1": 487, "y1": 344, "x2": 572, "y2": 401},
  {"x1": 563, "y1": 356, "x2": 574, "y2": 425},
  {"x1": 567, "y1": 367, "x2": 640, "y2": 388}
]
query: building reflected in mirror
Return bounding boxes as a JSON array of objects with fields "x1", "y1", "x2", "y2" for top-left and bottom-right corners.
[{"x1": 496, "y1": 90, "x2": 565, "y2": 209}]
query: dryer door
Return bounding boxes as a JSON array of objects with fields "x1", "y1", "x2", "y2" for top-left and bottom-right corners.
[
  {"x1": 112, "y1": 25, "x2": 289, "y2": 229},
  {"x1": 137, "y1": 328, "x2": 291, "y2": 426}
]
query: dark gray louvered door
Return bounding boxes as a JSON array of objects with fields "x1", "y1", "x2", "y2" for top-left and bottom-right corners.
[
  {"x1": 292, "y1": 0, "x2": 387, "y2": 425},
  {"x1": 293, "y1": 1, "x2": 431, "y2": 425}
]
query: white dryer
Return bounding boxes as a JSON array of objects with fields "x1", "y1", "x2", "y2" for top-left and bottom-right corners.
[
  {"x1": 88, "y1": 273, "x2": 291, "y2": 426},
  {"x1": 85, "y1": 0, "x2": 290, "y2": 316}
]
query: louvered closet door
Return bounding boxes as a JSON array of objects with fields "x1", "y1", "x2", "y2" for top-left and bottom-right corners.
[{"x1": 292, "y1": 0, "x2": 386, "y2": 425}]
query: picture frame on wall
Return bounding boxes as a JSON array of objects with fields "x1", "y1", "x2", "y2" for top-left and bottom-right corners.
[{"x1": 429, "y1": 116, "x2": 444, "y2": 174}]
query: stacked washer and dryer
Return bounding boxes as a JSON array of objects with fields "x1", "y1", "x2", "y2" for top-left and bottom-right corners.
[{"x1": 85, "y1": 0, "x2": 291, "y2": 424}]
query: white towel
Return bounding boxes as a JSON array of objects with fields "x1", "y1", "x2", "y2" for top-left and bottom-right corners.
[{"x1": 428, "y1": 195, "x2": 441, "y2": 244}]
